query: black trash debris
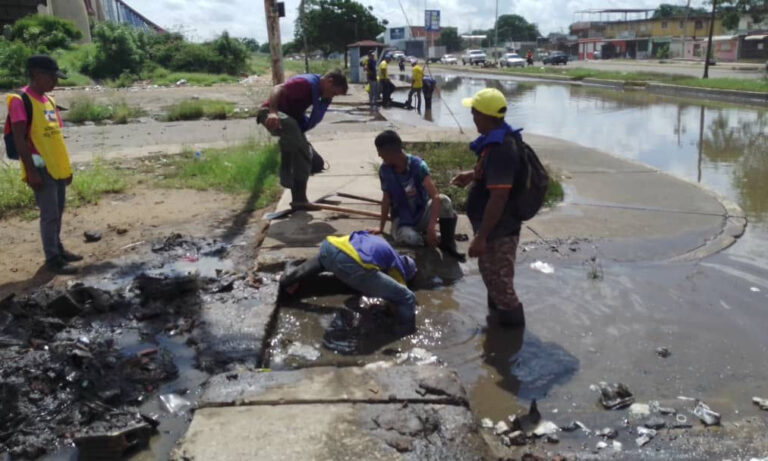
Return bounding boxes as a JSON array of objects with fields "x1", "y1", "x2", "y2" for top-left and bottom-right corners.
[
  {"x1": 597, "y1": 382, "x2": 635, "y2": 410},
  {"x1": 84, "y1": 231, "x2": 102, "y2": 243},
  {"x1": 74, "y1": 422, "x2": 154, "y2": 461},
  {"x1": 655, "y1": 347, "x2": 671, "y2": 358},
  {"x1": 46, "y1": 293, "x2": 83, "y2": 318}
]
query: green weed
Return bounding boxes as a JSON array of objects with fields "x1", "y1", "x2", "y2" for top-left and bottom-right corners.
[
  {"x1": 0, "y1": 162, "x2": 34, "y2": 218},
  {"x1": 160, "y1": 142, "x2": 281, "y2": 208},
  {"x1": 164, "y1": 99, "x2": 236, "y2": 121},
  {"x1": 64, "y1": 97, "x2": 144, "y2": 124}
]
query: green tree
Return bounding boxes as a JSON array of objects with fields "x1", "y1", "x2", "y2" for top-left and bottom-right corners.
[
  {"x1": 259, "y1": 42, "x2": 271, "y2": 53},
  {"x1": 0, "y1": 39, "x2": 33, "y2": 88},
  {"x1": 10, "y1": 14, "x2": 82, "y2": 53},
  {"x1": 495, "y1": 14, "x2": 540, "y2": 43},
  {"x1": 296, "y1": 0, "x2": 385, "y2": 56},
  {"x1": 209, "y1": 31, "x2": 249, "y2": 75},
  {"x1": 239, "y1": 37, "x2": 260, "y2": 52},
  {"x1": 714, "y1": 0, "x2": 767, "y2": 30},
  {"x1": 436, "y1": 27, "x2": 462, "y2": 52},
  {"x1": 84, "y1": 22, "x2": 147, "y2": 79}
]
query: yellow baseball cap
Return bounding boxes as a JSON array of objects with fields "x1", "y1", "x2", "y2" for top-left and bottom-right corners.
[{"x1": 462, "y1": 88, "x2": 507, "y2": 118}]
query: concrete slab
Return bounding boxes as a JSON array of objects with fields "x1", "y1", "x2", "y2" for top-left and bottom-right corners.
[
  {"x1": 200, "y1": 366, "x2": 467, "y2": 407},
  {"x1": 173, "y1": 402, "x2": 489, "y2": 461}
]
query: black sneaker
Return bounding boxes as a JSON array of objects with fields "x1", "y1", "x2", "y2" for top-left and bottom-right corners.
[
  {"x1": 497, "y1": 305, "x2": 525, "y2": 328},
  {"x1": 45, "y1": 257, "x2": 78, "y2": 275},
  {"x1": 61, "y1": 249, "x2": 84, "y2": 262}
]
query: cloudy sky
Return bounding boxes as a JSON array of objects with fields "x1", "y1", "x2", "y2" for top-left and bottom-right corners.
[{"x1": 128, "y1": 0, "x2": 709, "y2": 43}]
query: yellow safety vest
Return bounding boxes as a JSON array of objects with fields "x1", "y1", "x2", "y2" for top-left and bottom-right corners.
[
  {"x1": 326, "y1": 235, "x2": 406, "y2": 285},
  {"x1": 6, "y1": 92, "x2": 71, "y2": 180},
  {"x1": 411, "y1": 65, "x2": 423, "y2": 89},
  {"x1": 378, "y1": 60, "x2": 388, "y2": 81}
]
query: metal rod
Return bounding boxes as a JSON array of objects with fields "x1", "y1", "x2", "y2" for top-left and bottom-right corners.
[
  {"x1": 301, "y1": 203, "x2": 385, "y2": 219},
  {"x1": 336, "y1": 192, "x2": 382, "y2": 204}
]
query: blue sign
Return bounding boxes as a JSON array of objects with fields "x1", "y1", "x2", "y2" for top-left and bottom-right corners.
[
  {"x1": 425, "y1": 10, "x2": 440, "y2": 31},
  {"x1": 390, "y1": 27, "x2": 406, "y2": 40}
]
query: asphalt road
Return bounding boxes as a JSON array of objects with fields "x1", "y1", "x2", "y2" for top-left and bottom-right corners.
[{"x1": 445, "y1": 58, "x2": 767, "y2": 79}]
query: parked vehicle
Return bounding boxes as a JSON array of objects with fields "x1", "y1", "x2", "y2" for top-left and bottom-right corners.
[
  {"x1": 501, "y1": 53, "x2": 526, "y2": 68},
  {"x1": 593, "y1": 51, "x2": 602, "y2": 60},
  {"x1": 406, "y1": 56, "x2": 418, "y2": 65},
  {"x1": 428, "y1": 46, "x2": 447, "y2": 63},
  {"x1": 543, "y1": 51, "x2": 568, "y2": 65},
  {"x1": 462, "y1": 49, "x2": 487, "y2": 65},
  {"x1": 441, "y1": 54, "x2": 458, "y2": 65}
]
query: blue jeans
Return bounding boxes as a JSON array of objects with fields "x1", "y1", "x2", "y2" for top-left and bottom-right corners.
[{"x1": 318, "y1": 240, "x2": 415, "y2": 323}]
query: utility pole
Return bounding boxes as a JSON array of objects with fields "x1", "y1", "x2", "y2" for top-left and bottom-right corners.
[
  {"x1": 703, "y1": 0, "x2": 717, "y2": 78},
  {"x1": 681, "y1": 0, "x2": 691, "y2": 58},
  {"x1": 264, "y1": 0, "x2": 285, "y2": 84},
  {"x1": 494, "y1": 0, "x2": 499, "y2": 53},
  {"x1": 300, "y1": 0, "x2": 309, "y2": 73}
]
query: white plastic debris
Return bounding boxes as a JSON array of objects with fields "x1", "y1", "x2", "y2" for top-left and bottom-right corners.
[
  {"x1": 159, "y1": 393, "x2": 192, "y2": 414},
  {"x1": 635, "y1": 434, "x2": 653, "y2": 447},
  {"x1": 494, "y1": 420, "x2": 510, "y2": 435},
  {"x1": 629, "y1": 403, "x2": 651, "y2": 417},
  {"x1": 530, "y1": 261, "x2": 554, "y2": 274},
  {"x1": 693, "y1": 401, "x2": 721, "y2": 426},
  {"x1": 612, "y1": 441, "x2": 623, "y2": 451},
  {"x1": 286, "y1": 342, "x2": 321, "y2": 361},
  {"x1": 750, "y1": 286, "x2": 761, "y2": 292},
  {"x1": 637, "y1": 427, "x2": 657, "y2": 437},
  {"x1": 395, "y1": 348, "x2": 439, "y2": 366},
  {"x1": 480, "y1": 418, "x2": 494, "y2": 429},
  {"x1": 533, "y1": 420, "x2": 560, "y2": 437},
  {"x1": 753, "y1": 397, "x2": 768, "y2": 411},
  {"x1": 596, "y1": 441, "x2": 608, "y2": 450}
]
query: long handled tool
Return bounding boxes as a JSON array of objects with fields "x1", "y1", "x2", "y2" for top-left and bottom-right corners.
[
  {"x1": 264, "y1": 193, "x2": 335, "y2": 220},
  {"x1": 336, "y1": 192, "x2": 382, "y2": 205},
  {"x1": 300, "y1": 202, "x2": 384, "y2": 219}
]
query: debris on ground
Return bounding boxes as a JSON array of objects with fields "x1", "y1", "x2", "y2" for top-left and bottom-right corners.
[
  {"x1": 753, "y1": 397, "x2": 768, "y2": 411},
  {"x1": 643, "y1": 416, "x2": 668, "y2": 430},
  {"x1": 532, "y1": 420, "x2": 560, "y2": 437},
  {"x1": 629, "y1": 403, "x2": 651, "y2": 418},
  {"x1": 692, "y1": 401, "x2": 721, "y2": 426},
  {"x1": 596, "y1": 382, "x2": 635, "y2": 409},
  {"x1": 84, "y1": 230, "x2": 103, "y2": 243},
  {"x1": 529, "y1": 261, "x2": 554, "y2": 274},
  {"x1": 480, "y1": 418, "x2": 494, "y2": 429},
  {"x1": 655, "y1": 347, "x2": 671, "y2": 358},
  {"x1": 159, "y1": 393, "x2": 193, "y2": 415},
  {"x1": 635, "y1": 427, "x2": 657, "y2": 447},
  {"x1": 596, "y1": 427, "x2": 618, "y2": 439},
  {"x1": 561, "y1": 420, "x2": 591, "y2": 435}
]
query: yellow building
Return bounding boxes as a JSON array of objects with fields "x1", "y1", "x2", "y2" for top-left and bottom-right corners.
[{"x1": 602, "y1": 16, "x2": 725, "y2": 40}]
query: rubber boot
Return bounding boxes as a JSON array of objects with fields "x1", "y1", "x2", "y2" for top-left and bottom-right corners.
[
  {"x1": 290, "y1": 179, "x2": 308, "y2": 208},
  {"x1": 438, "y1": 216, "x2": 466, "y2": 262},
  {"x1": 498, "y1": 302, "x2": 526, "y2": 328},
  {"x1": 279, "y1": 256, "x2": 324, "y2": 295}
]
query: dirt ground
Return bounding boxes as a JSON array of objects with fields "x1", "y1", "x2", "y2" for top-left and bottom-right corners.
[{"x1": 0, "y1": 187, "x2": 262, "y2": 298}]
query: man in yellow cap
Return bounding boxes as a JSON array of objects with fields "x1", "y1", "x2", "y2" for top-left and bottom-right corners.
[{"x1": 451, "y1": 88, "x2": 526, "y2": 327}]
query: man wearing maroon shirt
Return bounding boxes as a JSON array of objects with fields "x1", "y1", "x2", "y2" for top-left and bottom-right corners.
[{"x1": 258, "y1": 70, "x2": 348, "y2": 206}]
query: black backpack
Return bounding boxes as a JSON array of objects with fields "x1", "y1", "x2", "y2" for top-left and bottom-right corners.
[
  {"x1": 512, "y1": 137, "x2": 549, "y2": 221},
  {"x1": 309, "y1": 143, "x2": 329, "y2": 175},
  {"x1": 3, "y1": 90, "x2": 33, "y2": 160}
]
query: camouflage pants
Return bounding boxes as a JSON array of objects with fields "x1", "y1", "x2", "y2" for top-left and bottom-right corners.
[{"x1": 478, "y1": 234, "x2": 521, "y2": 309}]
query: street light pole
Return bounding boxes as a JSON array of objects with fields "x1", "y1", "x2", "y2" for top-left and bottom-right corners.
[
  {"x1": 494, "y1": 0, "x2": 499, "y2": 52},
  {"x1": 300, "y1": 0, "x2": 309, "y2": 73},
  {"x1": 703, "y1": 0, "x2": 717, "y2": 79},
  {"x1": 264, "y1": 0, "x2": 285, "y2": 84}
]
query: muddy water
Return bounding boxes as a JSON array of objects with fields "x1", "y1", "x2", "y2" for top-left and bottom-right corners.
[{"x1": 269, "y1": 75, "x2": 768, "y2": 455}]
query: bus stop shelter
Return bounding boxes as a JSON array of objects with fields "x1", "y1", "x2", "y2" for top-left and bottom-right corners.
[{"x1": 347, "y1": 40, "x2": 385, "y2": 83}]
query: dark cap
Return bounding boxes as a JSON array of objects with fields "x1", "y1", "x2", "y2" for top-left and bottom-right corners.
[{"x1": 27, "y1": 55, "x2": 68, "y2": 79}]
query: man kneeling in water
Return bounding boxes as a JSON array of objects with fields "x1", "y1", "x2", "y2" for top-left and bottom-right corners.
[{"x1": 280, "y1": 231, "x2": 418, "y2": 336}]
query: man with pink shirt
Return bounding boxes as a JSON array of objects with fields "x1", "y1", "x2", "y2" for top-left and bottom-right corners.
[{"x1": 4, "y1": 55, "x2": 80, "y2": 274}]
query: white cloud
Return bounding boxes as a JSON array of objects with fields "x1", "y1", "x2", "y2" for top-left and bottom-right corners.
[{"x1": 127, "y1": 0, "x2": 708, "y2": 43}]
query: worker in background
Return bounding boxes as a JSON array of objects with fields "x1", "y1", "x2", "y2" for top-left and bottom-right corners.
[
  {"x1": 378, "y1": 56, "x2": 393, "y2": 108},
  {"x1": 422, "y1": 75, "x2": 436, "y2": 111},
  {"x1": 364, "y1": 50, "x2": 378, "y2": 113},
  {"x1": 405, "y1": 60, "x2": 424, "y2": 113}
]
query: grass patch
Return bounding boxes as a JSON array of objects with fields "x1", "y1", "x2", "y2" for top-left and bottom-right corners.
[
  {"x1": 159, "y1": 142, "x2": 281, "y2": 208},
  {"x1": 69, "y1": 158, "x2": 127, "y2": 206},
  {"x1": 147, "y1": 68, "x2": 239, "y2": 87},
  {"x1": 405, "y1": 142, "x2": 564, "y2": 211},
  {"x1": 164, "y1": 99, "x2": 237, "y2": 121},
  {"x1": 0, "y1": 162, "x2": 34, "y2": 218},
  {"x1": 64, "y1": 97, "x2": 145, "y2": 124},
  {"x1": 249, "y1": 53, "x2": 345, "y2": 76},
  {"x1": 0, "y1": 158, "x2": 126, "y2": 218},
  {"x1": 492, "y1": 65, "x2": 768, "y2": 93}
]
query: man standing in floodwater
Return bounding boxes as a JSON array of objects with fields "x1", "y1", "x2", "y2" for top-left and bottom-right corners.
[
  {"x1": 451, "y1": 88, "x2": 526, "y2": 327},
  {"x1": 258, "y1": 71, "x2": 348, "y2": 206},
  {"x1": 4, "y1": 55, "x2": 81, "y2": 275}
]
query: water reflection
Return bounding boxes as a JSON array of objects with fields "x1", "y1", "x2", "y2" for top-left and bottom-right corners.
[{"x1": 431, "y1": 75, "x2": 768, "y2": 227}]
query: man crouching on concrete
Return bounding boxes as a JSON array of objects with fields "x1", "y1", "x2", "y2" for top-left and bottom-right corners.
[
  {"x1": 280, "y1": 231, "x2": 417, "y2": 337},
  {"x1": 258, "y1": 70, "x2": 348, "y2": 206},
  {"x1": 371, "y1": 130, "x2": 465, "y2": 261}
]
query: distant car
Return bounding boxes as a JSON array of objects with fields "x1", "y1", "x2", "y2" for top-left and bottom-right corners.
[
  {"x1": 543, "y1": 51, "x2": 568, "y2": 65},
  {"x1": 462, "y1": 49, "x2": 487, "y2": 65},
  {"x1": 593, "y1": 51, "x2": 602, "y2": 60},
  {"x1": 441, "y1": 54, "x2": 457, "y2": 65},
  {"x1": 406, "y1": 56, "x2": 418, "y2": 65},
  {"x1": 391, "y1": 51, "x2": 405, "y2": 60},
  {"x1": 501, "y1": 53, "x2": 526, "y2": 68}
]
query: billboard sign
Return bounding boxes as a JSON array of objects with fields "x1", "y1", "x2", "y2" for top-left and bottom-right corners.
[{"x1": 425, "y1": 10, "x2": 440, "y2": 31}]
